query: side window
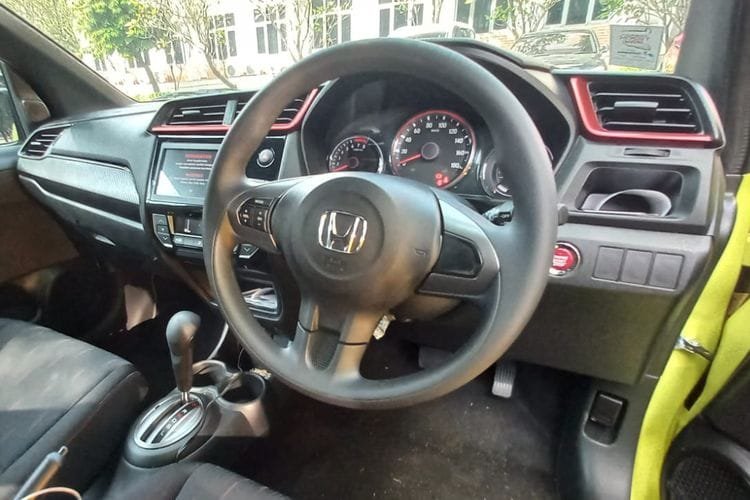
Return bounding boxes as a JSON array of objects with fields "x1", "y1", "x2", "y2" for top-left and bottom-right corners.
[{"x1": 0, "y1": 71, "x2": 19, "y2": 146}]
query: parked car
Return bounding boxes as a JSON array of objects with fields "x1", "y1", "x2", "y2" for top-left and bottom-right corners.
[
  {"x1": 512, "y1": 28, "x2": 608, "y2": 70},
  {"x1": 390, "y1": 22, "x2": 476, "y2": 40}
]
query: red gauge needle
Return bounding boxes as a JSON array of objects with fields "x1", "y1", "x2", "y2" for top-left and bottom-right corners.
[
  {"x1": 331, "y1": 164, "x2": 350, "y2": 172},
  {"x1": 399, "y1": 153, "x2": 422, "y2": 166}
]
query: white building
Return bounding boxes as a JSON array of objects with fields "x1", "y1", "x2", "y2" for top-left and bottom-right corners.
[{"x1": 80, "y1": 0, "x2": 671, "y2": 98}]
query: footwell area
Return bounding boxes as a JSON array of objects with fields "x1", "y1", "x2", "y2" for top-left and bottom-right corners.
[{"x1": 238, "y1": 369, "x2": 564, "y2": 500}]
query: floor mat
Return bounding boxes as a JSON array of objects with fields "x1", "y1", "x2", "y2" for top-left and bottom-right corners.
[{"x1": 239, "y1": 370, "x2": 562, "y2": 500}]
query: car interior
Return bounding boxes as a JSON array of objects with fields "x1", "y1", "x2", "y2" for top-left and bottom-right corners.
[{"x1": 1, "y1": 1, "x2": 750, "y2": 499}]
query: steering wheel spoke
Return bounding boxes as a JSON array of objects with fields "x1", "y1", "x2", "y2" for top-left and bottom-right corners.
[
  {"x1": 419, "y1": 198, "x2": 501, "y2": 299},
  {"x1": 286, "y1": 296, "x2": 383, "y2": 381}
]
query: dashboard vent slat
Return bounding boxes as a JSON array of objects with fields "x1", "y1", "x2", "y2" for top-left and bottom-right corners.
[
  {"x1": 167, "y1": 102, "x2": 228, "y2": 125},
  {"x1": 235, "y1": 95, "x2": 308, "y2": 127},
  {"x1": 20, "y1": 127, "x2": 67, "y2": 158},
  {"x1": 588, "y1": 81, "x2": 702, "y2": 134}
]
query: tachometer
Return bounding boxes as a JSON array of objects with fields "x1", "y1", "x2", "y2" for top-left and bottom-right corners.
[
  {"x1": 390, "y1": 110, "x2": 476, "y2": 189},
  {"x1": 328, "y1": 135, "x2": 384, "y2": 173}
]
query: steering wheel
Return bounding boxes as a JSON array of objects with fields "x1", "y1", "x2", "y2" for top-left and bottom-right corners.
[{"x1": 203, "y1": 39, "x2": 557, "y2": 409}]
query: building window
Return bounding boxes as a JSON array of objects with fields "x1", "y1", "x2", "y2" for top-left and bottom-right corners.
[
  {"x1": 254, "y1": 5, "x2": 287, "y2": 55},
  {"x1": 545, "y1": 0, "x2": 607, "y2": 26},
  {"x1": 546, "y1": 1, "x2": 564, "y2": 24},
  {"x1": 454, "y1": 0, "x2": 505, "y2": 34},
  {"x1": 379, "y1": 0, "x2": 424, "y2": 37},
  {"x1": 209, "y1": 13, "x2": 237, "y2": 60},
  {"x1": 165, "y1": 39, "x2": 186, "y2": 65},
  {"x1": 313, "y1": 0, "x2": 352, "y2": 49}
]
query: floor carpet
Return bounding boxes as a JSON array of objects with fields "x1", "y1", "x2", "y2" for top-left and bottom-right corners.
[{"x1": 238, "y1": 368, "x2": 562, "y2": 500}]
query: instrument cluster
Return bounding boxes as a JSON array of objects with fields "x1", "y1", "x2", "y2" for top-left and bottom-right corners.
[{"x1": 325, "y1": 109, "x2": 518, "y2": 199}]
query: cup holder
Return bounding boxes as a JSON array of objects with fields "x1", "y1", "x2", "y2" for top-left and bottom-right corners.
[
  {"x1": 189, "y1": 360, "x2": 270, "y2": 437},
  {"x1": 221, "y1": 372, "x2": 266, "y2": 404},
  {"x1": 594, "y1": 189, "x2": 673, "y2": 216},
  {"x1": 582, "y1": 189, "x2": 673, "y2": 217}
]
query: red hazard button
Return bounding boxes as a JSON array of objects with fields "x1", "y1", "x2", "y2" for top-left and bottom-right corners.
[{"x1": 550, "y1": 243, "x2": 580, "y2": 276}]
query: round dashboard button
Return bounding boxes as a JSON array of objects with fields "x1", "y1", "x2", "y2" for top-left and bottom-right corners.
[
  {"x1": 257, "y1": 148, "x2": 275, "y2": 168},
  {"x1": 550, "y1": 243, "x2": 580, "y2": 276}
]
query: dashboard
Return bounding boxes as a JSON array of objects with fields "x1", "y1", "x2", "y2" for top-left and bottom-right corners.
[{"x1": 14, "y1": 40, "x2": 725, "y2": 390}]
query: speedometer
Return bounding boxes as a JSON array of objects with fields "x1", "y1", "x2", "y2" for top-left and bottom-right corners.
[{"x1": 390, "y1": 110, "x2": 476, "y2": 189}]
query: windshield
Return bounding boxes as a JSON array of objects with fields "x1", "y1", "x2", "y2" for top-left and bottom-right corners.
[{"x1": 2, "y1": 0, "x2": 691, "y2": 101}]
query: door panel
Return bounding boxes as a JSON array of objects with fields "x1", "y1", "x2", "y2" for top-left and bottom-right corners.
[{"x1": 0, "y1": 158, "x2": 77, "y2": 284}]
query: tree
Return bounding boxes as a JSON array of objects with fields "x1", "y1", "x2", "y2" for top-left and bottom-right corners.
[
  {"x1": 142, "y1": 0, "x2": 236, "y2": 89},
  {"x1": 254, "y1": 0, "x2": 339, "y2": 63},
  {"x1": 491, "y1": 0, "x2": 561, "y2": 40},
  {"x1": 602, "y1": 0, "x2": 689, "y2": 50},
  {"x1": 432, "y1": 0, "x2": 445, "y2": 23},
  {"x1": 75, "y1": 0, "x2": 163, "y2": 93},
  {"x1": 3, "y1": 0, "x2": 81, "y2": 56}
]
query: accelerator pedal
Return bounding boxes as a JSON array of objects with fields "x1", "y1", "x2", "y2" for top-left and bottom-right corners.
[{"x1": 492, "y1": 361, "x2": 517, "y2": 398}]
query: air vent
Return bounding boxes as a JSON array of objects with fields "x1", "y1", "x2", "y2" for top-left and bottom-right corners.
[
  {"x1": 235, "y1": 94, "x2": 308, "y2": 127},
  {"x1": 167, "y1": 102, "x2": 227, "y2": 125},
  {"x1": 20, "y1": 127, "x2": 67, "y2": 158},
  {"x1": 589, "y1": 81, "x2": 701, "y2": 134}
]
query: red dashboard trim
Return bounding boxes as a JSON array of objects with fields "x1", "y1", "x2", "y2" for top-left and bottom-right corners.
[
  {"x1": 150, "y1": 87, "x2": 320, "y2": 135},
  {"x1": 569, "y1": 76, "x2": 714, "y2": 145}
]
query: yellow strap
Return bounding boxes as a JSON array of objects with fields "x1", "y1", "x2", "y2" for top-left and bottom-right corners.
[{"x1": 631, "y1": 175, "x2": 750, "y2": 500}]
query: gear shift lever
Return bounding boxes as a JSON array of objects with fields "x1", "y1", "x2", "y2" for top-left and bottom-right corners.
[{"x1": 166, "y1": 311, "x2": 201, "y2": 403}]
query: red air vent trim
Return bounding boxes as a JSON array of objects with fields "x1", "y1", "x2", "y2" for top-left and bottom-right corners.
[
  {"x1": 151, "y1": 87, "x2": 319, "y2": 135},
  {"x1": 569, "y1": 76, "x2": 713, "y2": 145}
]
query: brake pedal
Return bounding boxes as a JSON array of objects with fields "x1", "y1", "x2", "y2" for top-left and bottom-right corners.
[{"x1": 492, "y1": 361, "x2": 517, "y2": 398}]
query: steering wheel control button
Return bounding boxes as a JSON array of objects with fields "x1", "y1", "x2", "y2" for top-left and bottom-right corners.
[
  {"x1": 157, "y1": 232, "x2": 173, "y2": 247},
  {"x1": 239, "y1": 199, "x2": 273, "y2": 232},
  {"x1": 252, "y1": 208, "x2": 269, "y2": 231},
  {"x1": 550, "y1": 243, "x2": 580, "y2": 276},
  {"x1": 155, "y1": 224, "x2": 170, "y2": 235},
  {"x1": 152, "y1": 214, "x2": 168, "y2": 227},
  {"x1": 237, "y1": 244, "x2": 258, "y2": 260},
  {"x1": 248, "y1": 197, "x2": 272, "y2": 208}
]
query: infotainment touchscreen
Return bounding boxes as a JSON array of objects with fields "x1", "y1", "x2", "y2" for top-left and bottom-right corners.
[{"x1": 155, "y1": 148, "x2": 216, "y2": 200}]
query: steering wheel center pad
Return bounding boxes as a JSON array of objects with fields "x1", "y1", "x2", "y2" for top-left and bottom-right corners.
[{"x1": 274, "y1": 173, "x2": 441, "y2": 309}]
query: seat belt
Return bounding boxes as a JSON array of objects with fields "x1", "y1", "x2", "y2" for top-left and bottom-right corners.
[{"x1": 631, "y1": 175, "x2": 750, "y2": 500}]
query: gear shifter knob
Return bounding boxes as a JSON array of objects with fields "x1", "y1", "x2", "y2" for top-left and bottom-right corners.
[{"x1": 166, "y1": 311, "x2": 201, "y2": 402}]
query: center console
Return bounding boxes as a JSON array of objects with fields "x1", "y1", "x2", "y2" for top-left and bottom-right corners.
[
  {"x1": 146, "y1": 135, "x2": 288, "y2": 318},
  {"x1": 125, "y1": 312, "x2": 270, "y2": 468}
]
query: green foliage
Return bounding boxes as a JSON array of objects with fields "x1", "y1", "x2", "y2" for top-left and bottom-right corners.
[
  {"x1": 490, "y1": 0, "x2": 561, "y2": 39},
  {"x1": 74, "y1": 0, "x2": 159, "y2": 59},
  {"x1": 2, "y1": 0, "x2": 81, "y2": 55}
]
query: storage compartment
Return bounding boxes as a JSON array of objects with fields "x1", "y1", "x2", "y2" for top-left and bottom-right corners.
[{"x1": 575, "y1": 165, "x2": 685, "y2": 217}]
